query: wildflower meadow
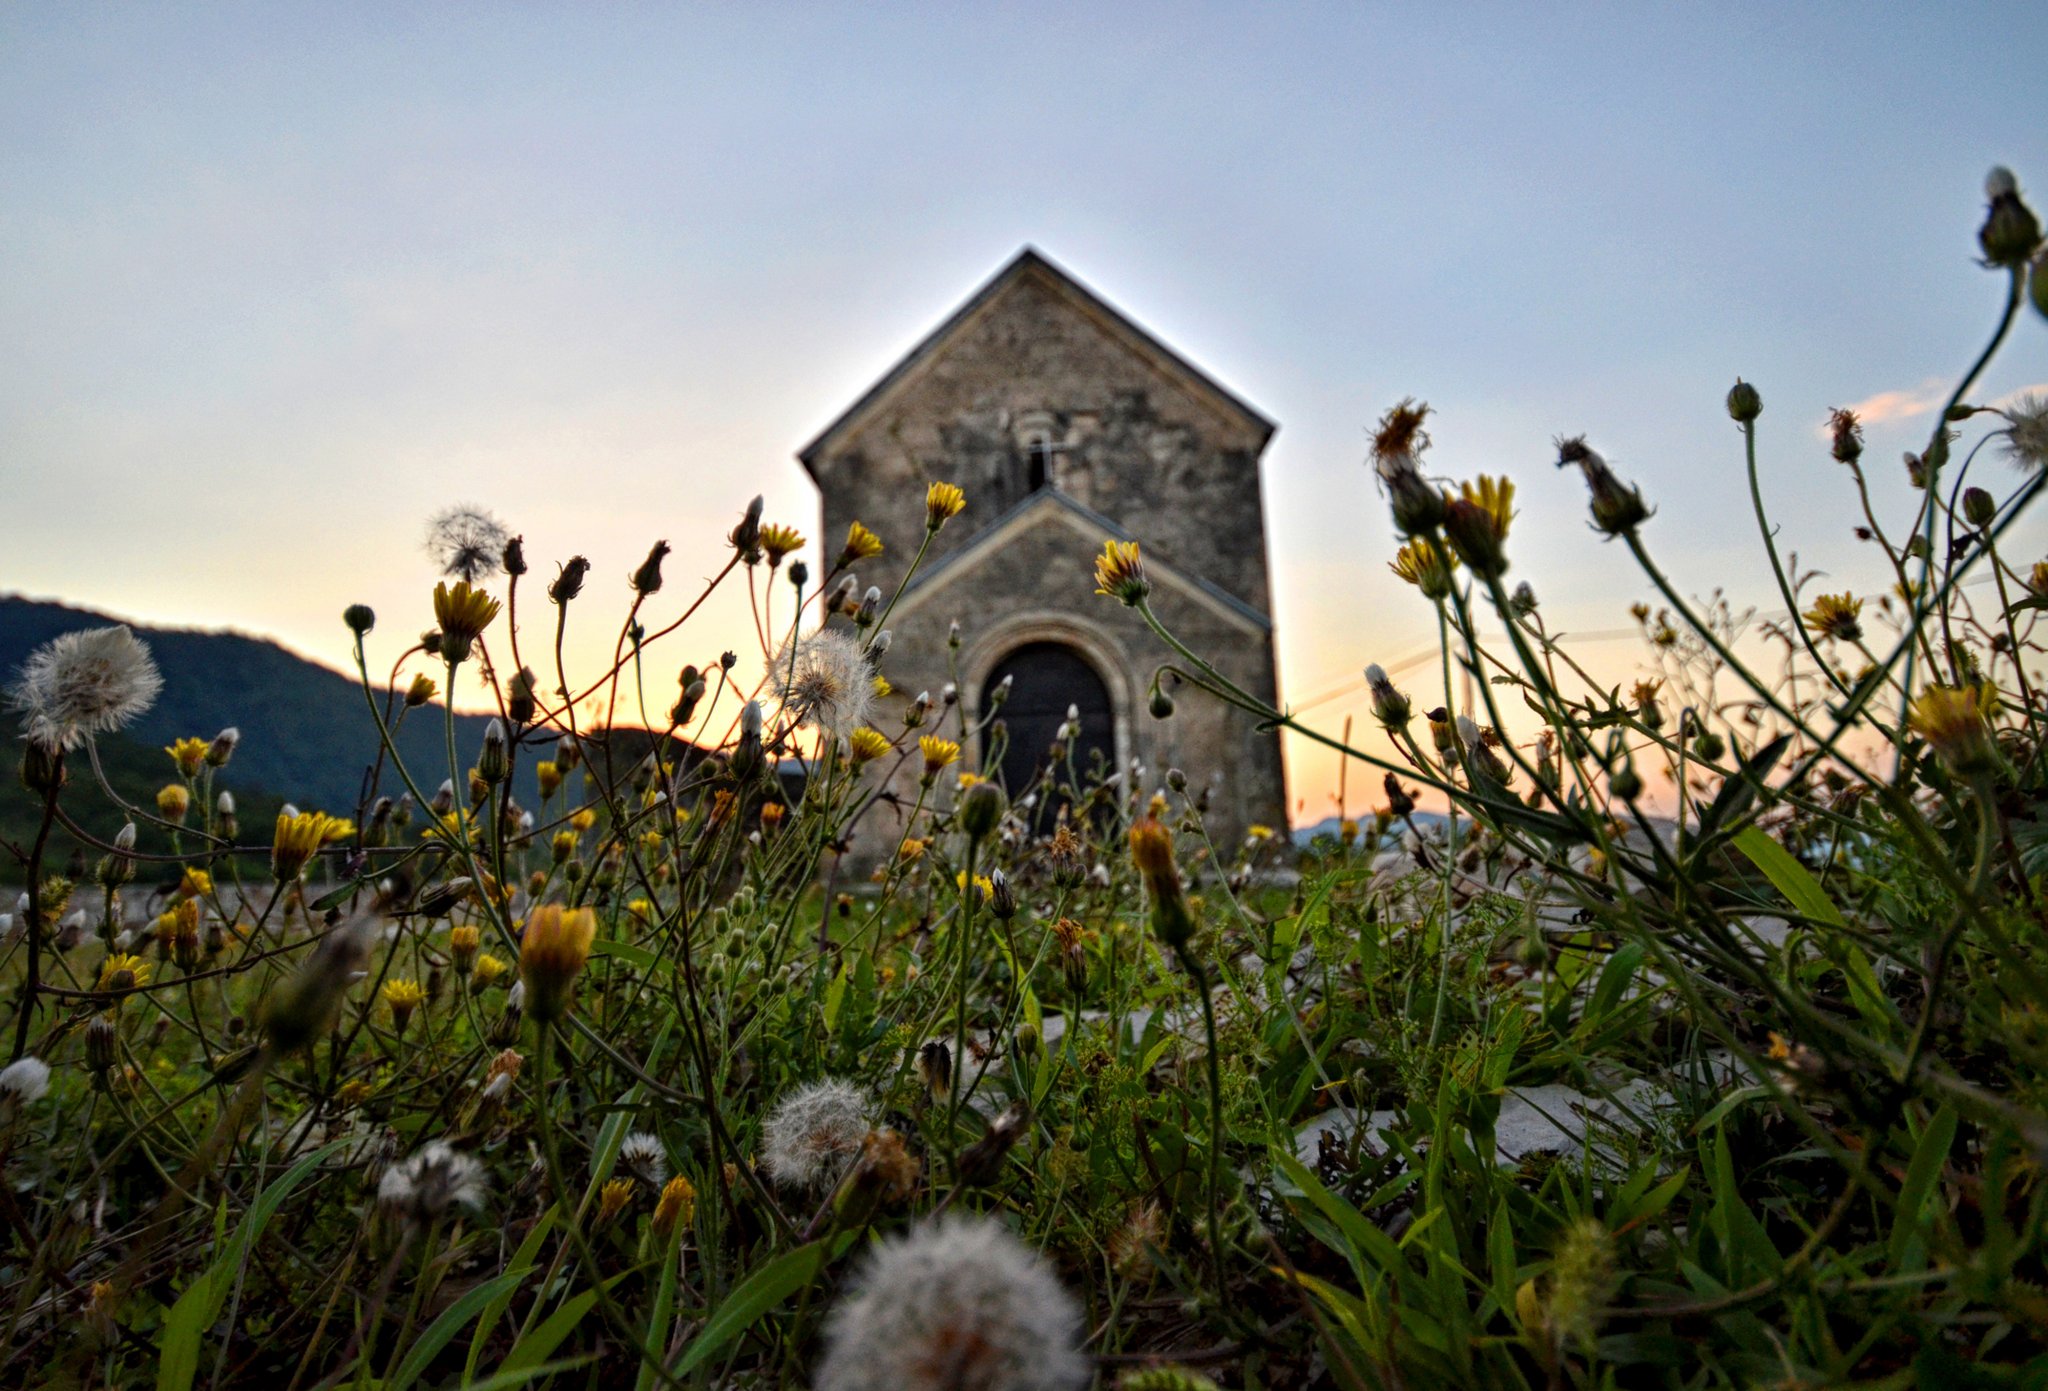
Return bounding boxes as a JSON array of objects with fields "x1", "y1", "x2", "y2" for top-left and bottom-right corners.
[{"x1": 5, "y1": 168, "x2": 2048, "y2": 1389}]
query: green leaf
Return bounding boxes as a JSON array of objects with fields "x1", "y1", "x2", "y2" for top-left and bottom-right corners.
[
  {"x1": 670, "y1": 1240, "x2": 830, "y2": 1377},
  {"x1": 389, "y1": 1268, "x2": 533, "y2": 1391},
  {"x1": 501, "y1": 1282, "x2": 608, "y2": 1374},
  {"x1": 1731, "y1": 825, "x2": 1842, "y2": 927},
  {"x1": 822, "y1": 960, "x2": 849, "y2": 1034},
  {"x1": 1583, "y1": 942, "x2": 1644, "y2": 1034},
  {"x1": 468, "y1": 1210, "x2": 556, "y2": 1379},
  {"x1": 1890, "y1": 1104, "x2": 1958, "y2": 1269}
]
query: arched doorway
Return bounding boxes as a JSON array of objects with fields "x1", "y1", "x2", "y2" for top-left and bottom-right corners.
[{"x1": 982, "y1": 642, "x2": 1115, "y2": 829}]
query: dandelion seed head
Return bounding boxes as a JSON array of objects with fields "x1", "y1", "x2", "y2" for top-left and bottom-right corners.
[
  {"x1": 378, "y1": 1141, "x2": 487, "y2": 1225},
  {"x1": 2002, "y1": 393, "x2": 2048, "y2": 473},
  {"x1": 425, "y1": 505, "x2": 511, "y2": 583},
  {"x1": 0, "y1": 1056, "x2": 51, "y2": 1105},
  {"x1": 11, "y1": 626, "x2": 162, "y2": 751},
  {"x1": 620, "y1": 1131, "x2": 668, "y2": 1187},
  {"x1": 770, "y1": 631, "x2": 876, "y2": 742},
  {"x1": 814, "y1": 1215, "x2": 1088, "y2": 1391},
  {"x1": 761, "y1": 1078, "x2": 871, "y2": 1191}
]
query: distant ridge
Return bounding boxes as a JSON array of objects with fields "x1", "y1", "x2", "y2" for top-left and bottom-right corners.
[{"x1": 0, "y1": 594, "x2": 536, "y2": 816}]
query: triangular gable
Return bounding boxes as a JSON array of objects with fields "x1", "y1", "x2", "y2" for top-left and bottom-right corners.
[
  {"x1": 796, "y1": 247, "x2": 1275, "y2": 476},
  {"x1": 889, "y1": 489, "x2": 1272, "y2": 635}
]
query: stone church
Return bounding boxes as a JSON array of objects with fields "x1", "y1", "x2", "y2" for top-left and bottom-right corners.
[{"x1": 799, "y1": 247, "x2": 1287, "y2": 858}]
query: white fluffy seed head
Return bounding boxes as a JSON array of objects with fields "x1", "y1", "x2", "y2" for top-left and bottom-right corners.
[
  {"x1": 814, "y1": 1215, "x2": 1089, "y2": 1391},
  {"x1": 0, "y1": 1056, "x2": 51, "y2": 1105},
  {"x1": 10, "y1": 626, "x2": 163, "y2": 751},
  {"x1": 761, "y1": 1078, "x2": 871, "y2": 1191},
  {"x1": 770, "y1": 630, "x2": 876, "y2": 742},
  {"x1": 2001, "y1": 392, "x2": 2048, "y2": 473},
  {"x1": 378, "y1": 1141, "x2": 487, "y2": 1225},
  {"x1": 619, "y1": 1131, "x2": 668, "y2": 1187}
]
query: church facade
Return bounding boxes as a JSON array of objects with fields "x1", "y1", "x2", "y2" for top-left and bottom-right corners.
[{"x1": 799, "y1": 248, "x2": 1287, "y2": 860}]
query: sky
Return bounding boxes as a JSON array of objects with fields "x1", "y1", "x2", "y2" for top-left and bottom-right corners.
[{"x1": 2, "y1": 3, "x2": 2043, "y2": 825}]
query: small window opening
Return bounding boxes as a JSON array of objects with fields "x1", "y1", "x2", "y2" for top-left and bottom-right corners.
[{"x1": 1025, "y1": 437, "x2": 1052, "y2": 493}]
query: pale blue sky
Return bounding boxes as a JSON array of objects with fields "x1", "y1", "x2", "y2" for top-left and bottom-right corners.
[{"x1": 2, "y1": 4, "x2": 2042, "y2": 819}]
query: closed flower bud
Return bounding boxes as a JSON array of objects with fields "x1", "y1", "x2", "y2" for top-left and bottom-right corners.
[
  {"x1": 21, "y1": 742, "x2": 65, "y2": 795},
  {"x1": 988, "y1": 869, "x2": 1018, "y2": 920},
  {"x1": 731, "y1": 494, "x2": 765, "y2": 558},
  {"x1": 1609, "y1": 761, "x2": 1642, "y2": 803},
  {"x1": 1726, "y1": 378, "x2": 1762, "y2": 424},
  {"x1": 1964, "y1": 486, "x2": 1997, "y2": 528},
  {"x1": 1981, "y1": 166, "x2": 2042, "y2": 269},
  {"x1": 405, "y1": 673, "x2": 437, "y2": 708},
  {"x1": 1148, "y1": 683, "x2": 1175, "y2": 719},
  {"x1": 958, "y1": 781, "x2": 1007, "y2": 841},
  {"x1": 478, "y1": 719, "x2": 510, "y2": 785},
  {"x1": 343, "y1": 604, "x2": 376, "y2": 636},
  {"x1": 855, "y1": 586, "x2": 881, "y2": 628},
  {"x1": 1129, "y1": 817, "x2": 1195, "y2": 948},
  {"x1": 549, "y1": 556, "x2": 591, "y2": 604},
  {"x1": 507, "y1": 667, "x2": 538, "y2": 725},
  {"x1": 1364, "y1": 663, "x2": 1412, "y2": 728},
  {"x1": 631, "y1": 540, "x2": 671, "y2": 594},
  {"x1": 206, "y1": 727, "x2": 239, "y2": 768},
  {"x1": 502, "y1": 534, "x2": 527, "y2": 576}
]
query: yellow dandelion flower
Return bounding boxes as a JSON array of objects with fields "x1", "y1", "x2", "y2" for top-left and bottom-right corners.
[
  {"x1": 165, "y1": 737, "x2": 209, "y2": 778},
  {"x1": 156, "y1": 784, "x2": 190, "y2": 823},
  {"x1": 1803, "y1": 592, "x2": 1863, "y2": 642},
  {"x1": 569, "y1": 808, "x2": 597, "y2": 833},
  {"x1": 955, "y1": 871, "x2": 995, "y2": 902},
  {"x1": 519, "y1": 904, "x2": 599, "y2": 1023},
  {"x1": 177, "y1": 866, "x2": 213, "y2": 900},
  {"x1": 1908, "y1": 683, "x2": 2001, "y2": 773},
  {"x1": 1389, "y1": 537, "x2": 1458, "y2": 600},
  {"x1": 535, "y1": 760, "x2": 561, "y2": 798},
  {"x1": 758, "y1": 802, "x2": 786, "y2": 831},
  {"x1": 472, "y1": 953, "x2": 510, "y2": 987},
  {"x1": 847, "y1": 727, "x2": 891, "y2": 765},
  {"x1": 1092, "y1": 539, "x2": 1149, "y2": 604},
  {"x1": 653, "y1": 1174, "x2": 696, "y2": 1236},
  {"x1": 871, "y1": 673, "x2": 893, "y2": 699},
  {"x1": 272, "y1": 810, "x2": 349, "y2": 880},
  {"x1": 840, "y1": 521, "x2": 885, "y2": 565},
  {"x1": 759, "y1": 524, "x2": 805, "y2": 565},
  {"x1": 596, "y1": 1176, "x2": 635, "y2": 1225},
  {"x1": 918, "y1": 736, "x2": 960, "y2": 779},
  {"x1": 431, "y1": 579, "x2": 501, "y2": 658},
  {"x1": 896, "y1": 837, "x2": 928, "y2": 864},
  {"x1": 926, "y1": 480, "x2": 966, "y2": 529},
  {"x1": 97, "y1": 953, "x2": 151, "y2": 995},
  {"x1": 405, "y1": 672, "x2": 438, "y2": 707},
  {"x1": 382, "y1": 978, "x2": 426, "y2": 1030}
]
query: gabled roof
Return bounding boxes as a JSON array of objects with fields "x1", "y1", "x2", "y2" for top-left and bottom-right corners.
[
  {"x1": 796, "y1": 247, "x2": 1276, "y2": 475},
  {"x1": 889, "y1": 487, "x2": 1272, "y2": 635}
]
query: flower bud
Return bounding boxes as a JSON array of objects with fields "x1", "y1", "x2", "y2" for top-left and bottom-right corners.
[
  {"x1": 518, "y1": 904, "x2": 599, "y2": 1025},
  {"x1": 958, "y1": 781, "x2": 1007, "y2": 841},
  {"x1": 549, "y1": 556, "x2": 590, "y2": 604},
  {"x1": 988, "y1": 869, "x2": 1018, "y2": 921},
  {"x1": 1964, "y1": 486, "x2": 1997, "y2": 529},
  {"x1": 478, "y1": 720, "x2": 510, "y2": 785},
  {"x1": 20, "y1": 742, "x2": 65, "y2": 795},
  {"x1": 207, "y1": 727, "x2": 239, "y2": 768},
  {"x1": 1981, "y1": 166, "x2": 2042, "y2": 269},
  {"x1": 502, "y1": 534, "x2": 527, "y2": 576},
  {"x1": 1364, "y1": 663, "x2": 1412, "y2": 728},
  {"x1": 1129, "y1": 817, "x2": 1195, "y2": 948},
  {"x1": 1148, "y1": 684, "x2": 1175, "y2": 719},
  {"x1": 507, "y1": 667, "x2": 537, "y2": 725},
  {"x1": 1726, "y1": 379, "x2": 1762, "y2": 424},
  {"x1": 631, "y1": 540, "x2": 671, "y2": 595},
  {"x1": 343, "y1": 604, "x2": 376, "y2": 636}
]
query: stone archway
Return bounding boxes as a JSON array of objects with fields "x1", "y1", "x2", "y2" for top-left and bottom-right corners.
[{"x1": 964, "y1": 613, "x2": 1134, "y2": 829}]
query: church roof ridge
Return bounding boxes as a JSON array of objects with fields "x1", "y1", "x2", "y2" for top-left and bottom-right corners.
[
  {"x1": 898, "y1": 488, "x2": 1272, "y2": 634},
  {"x1": 795, "y1": 247, "x2": 1275, "y2": 473}
]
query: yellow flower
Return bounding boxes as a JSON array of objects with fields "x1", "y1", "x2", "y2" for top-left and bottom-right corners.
[
  {"x1": 652, "y1": 1174, "x2": 697, "y2": 1237},
  {"x1": 759, "y1": 523, "x2": 805, "y2": 565},
  {"x1": 519, "y1": 904, "x2": 599, "y2": 1024},
  {"x1": 840, "y1": 521, "x2": 885, "y2": 565},
  {"x1": 926, "y1": 480, "x2": 966, "y2": 529},
  {"x1": 2031, "y1": 560, "x2": 2048, "y2": 596},
  {"x1": 473, "y1": 953, "x2": 509, "y2": 987},
  {"x1": 627, "y1": 897, "x2": 655, "y2": 923},
  {"x1": 165, "y1": 737, "x2": 209, "y2": 778},
  {"x1": 1803, "y1": 592, "x2": 1863, "y2": 642},
  {"x1": 535, "y1": 760, "x2": 561, "y2": 798},
  {"x1": 272, "y1": 811, "x2": 350, "y2": 880},
  {"x1": 847, "y1": 727, "x2": 891, "y2": 765},
  {"x1": 97, "y1": 953, "x2": 151, "y2": 995},
  {"x1": 1443, "y1": 475, "x2": 1514, "y2": 579},
  {"x1": 956, "y1": 771, "x2": 983, "y2": 789},
  {"x1": 596, "y1": 1177, "x2": 635, "y2": 1225},
  {"x1": 1092, "y1": 540, "x2": 1149, "y2": 605},
  {"x1": 955, "y1": 871, "x2": 995, "y2": 901},
  {"x1": 177, "y1": 866, "x2": 213, "y2": 900},
  {"x1": 1459, "y1": 475, "x2": 1515, "y2": 538},
  {"x1": 1389, "y1": 537, "x2": 1458, "y2": 600},
  {"x1": 1908, "y1": 684, "x2": 2001, "y2": 773},
  {"x1": 919, "y1": 736, "x2": 960, "y2": 779},
  {"x1": 896, "y1": 837, "x2": 928, "y2": 864},
  {"x1": 406, "y1": 673, "x2": 438, "y2": 707},
  {"x1": 758, "y1": 803, "x2": 785, "y2": 832},
  {"x1": 156, "y1": 784, "x2": 190, "y2": 823},
  {"x1": 449, "y1": 924, "x2": 481, "y2": 971},
  {"x1": 569, "y1": 808, "x2": 597, "y2": 833},
  {"x1": 382, "y1": 979, "x2": 427, "y2": 1031},
  {"x1": 1247, "y1": 824, "x2": 1275, "y2": 842},
  {"x1": 871, "y1": 674, "x2": 893, "y2": 698},
  {"x1": 1129, "y1": 816, "x2": 1195, "y2": 947},
  {"x1": 431, "y1": 579, "x2": 501, "y2": 662}
]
